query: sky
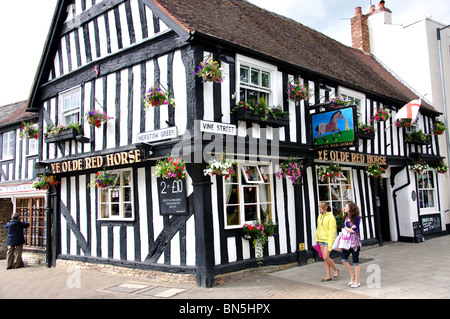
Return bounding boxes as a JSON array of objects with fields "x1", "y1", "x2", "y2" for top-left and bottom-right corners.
[{"x1": 1, "y1": 0, "x2": 449, "y2": 106}]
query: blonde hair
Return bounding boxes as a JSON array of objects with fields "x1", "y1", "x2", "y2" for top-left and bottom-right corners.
[{"x1": 319, "y1": 201, "x2": 329, "y2": 212}]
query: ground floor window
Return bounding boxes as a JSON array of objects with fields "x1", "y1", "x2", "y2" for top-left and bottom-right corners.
[
  {"x1": 417, "y1": 171, "x2": 436, "y2": 209},
  {"x1": 317, "y1": 168, "x2": 353, "y2": 216},
  {"x1": 99, "y1": 168, "x2": 134, "y2": 221},
  {"x1": 224, "y1": 163, "x2": 273, "y2": 228},
  {"x1": 16, "y1": 198, "x2": 46, "y2": 248}
]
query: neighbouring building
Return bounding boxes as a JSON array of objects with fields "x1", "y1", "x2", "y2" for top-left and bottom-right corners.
[
  {"x1": 25, "y1": 0, "x2": 447, "y2": 287},
  {"x1": 0, "y1": 101, "x2": 45, "y2": 262}
]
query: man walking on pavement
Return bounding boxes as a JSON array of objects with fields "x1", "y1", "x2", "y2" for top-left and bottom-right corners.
[{"x1": 4, "y1": 213, "x2": 29, "y2": 270}]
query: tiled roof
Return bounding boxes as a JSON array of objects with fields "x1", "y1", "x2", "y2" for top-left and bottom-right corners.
[
  {"x1": 0, "y1": 101, "x2": 37, "y2": 128},
  {"x1": 154, "y1": 0, "x2": 437, "y2": 113}
]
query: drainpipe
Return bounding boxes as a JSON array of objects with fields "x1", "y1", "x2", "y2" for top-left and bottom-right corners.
[
  {"x1": 392, "y1": 164, "x2": 411, "y2": 241},
  {"x1": 45, "y1": 188, "x2": 52, "y2": 268}
]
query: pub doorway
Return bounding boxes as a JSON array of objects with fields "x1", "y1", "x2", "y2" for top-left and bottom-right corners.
[{"x1": 377, "y1": 178, "x2": 391, "y2": 241}]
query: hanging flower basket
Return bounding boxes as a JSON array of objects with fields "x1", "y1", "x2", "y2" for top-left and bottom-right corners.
[
  {"x1": 20, "y1": 122, "x2": 40, "y2": 140},
  {"x1": 154, "y1": 156, "x2": 186, "y2": 180},
  {"x1": 433, "y1": 161, "x2": 448, "y2": 174},
  {"x1": 432, "y1": 121, "x2": 447, "y2": 136},
  {"x1": 365, "y1": 163, "x2": 386, "y2": 179},
  {"x1": 242, "y1": 220, "x2": 277, "y2": 266},
  {"x1": 142, "y1": 86, "x2": 175, "y2": 110},
  {"x1": 371, "y1": 107, "x2": 392, "y2": 122},
  {"x1": 194, "y1": 56, "x2": 224, "y2": 83},
  {"x1": 32, "y1": 174, "x2": 60, "y2": 190},
  {"x1": 318, "y1": 162, "x2": 342, "y2": 181},
  {"x1": 88, "y1": 170, "x2": 118, "y2": 188},
  {"x1": 84, "y1": 110, "x2": 113, "y2": 128},
  {"x1": 275, "y1": 158, "x2": 304, "y2": 185},
  {"x1": 287, "y1": 83, "x2": 311, "y2": 102},
  {"x1": 203, "y1": 153, "x2": 236, "y2": 180},
  {"x1": 410, "y1": 158, "x2": 430, "y2": 174}
]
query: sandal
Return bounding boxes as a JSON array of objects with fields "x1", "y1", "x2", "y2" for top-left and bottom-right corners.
[
  {"x1": 351, "y1": 282, "x2": 360, "y2": 288},
  {"x1": 333, "y1": 270, "x2": 339, "y2": 278},
  {"x1": 321, "y1": 278, "x2": 332, "y2": 282}
]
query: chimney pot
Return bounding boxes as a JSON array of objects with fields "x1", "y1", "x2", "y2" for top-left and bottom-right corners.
[
  {"x1": 379, "y1": 1, "x2": 385, "y2": 9},
  {"x1": 355, "y1": 7, "x2": 362, "y2": 16}
]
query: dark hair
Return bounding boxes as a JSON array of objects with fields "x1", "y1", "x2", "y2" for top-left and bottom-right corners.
[
  {"x1": 12, "y1": 213, "x2": 20, "y2": 220},
  {"x1": 345, "y1": 201, "x2": 360, "y2": 224}
]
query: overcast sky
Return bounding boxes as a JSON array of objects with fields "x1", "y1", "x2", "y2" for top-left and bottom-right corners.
[{"x1": 1, "y1": 0, "x2": 449, "y2": 106}]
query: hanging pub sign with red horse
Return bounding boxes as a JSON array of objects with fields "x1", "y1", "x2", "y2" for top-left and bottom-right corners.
[{"x1": 310, "y1": 105, "x2": 358, "y2": 150}]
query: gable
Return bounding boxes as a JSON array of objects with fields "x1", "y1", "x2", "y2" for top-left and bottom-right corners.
[{"x1": 27, "y1": 0, "x2": 186, "y2": 112}]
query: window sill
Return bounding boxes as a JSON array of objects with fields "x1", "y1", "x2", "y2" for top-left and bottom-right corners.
[
  {"x1": 45, "y1": 128, "x2": 81, "y2": 143},
  {"x1": 232, "y1": 108, "x2": 289, "y2": 128}
]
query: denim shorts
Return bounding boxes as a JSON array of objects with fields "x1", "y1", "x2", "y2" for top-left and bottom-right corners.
[
  {"x1": 317, "y1": 241, "x2": 328, "y2": 247},
  {"x1": 341, "y1": 247, "x2": 360, "y2": 265}
]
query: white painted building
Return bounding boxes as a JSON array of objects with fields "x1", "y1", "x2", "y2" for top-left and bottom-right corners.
[{"x1": 351, "y1": 0, "x2": 450, "y2": 231}]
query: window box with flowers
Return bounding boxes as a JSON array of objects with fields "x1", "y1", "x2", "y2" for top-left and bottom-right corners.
[
  {"x1": 432, "y1": 121, "x2": 447, "y2": 136},
  {"x1": 154, "y1": 156, "x2": 186, "y2": 180},
  {"x1": 84, "y1": 110, "x2": 113, "y2": 128},
  {"x1": 44, "y1": 123, "x2": 82, "y2": 143},
  {"x1": 20, "y1": 122, "x2": 40, "y2": 140},
  {"x1": 194, "y1": 56, "x2": 224, "y2": 83},
  {"x1": 242, "y1": 220, "x2": 277, "y2": 266},
  {"x1": 329, "y1": 95, "x2": 350, "y2": 108},
  {"x1": 405, "y1": 129, "x2": 430, "y2": 145},
  {"x1": 142, "y1": 86, "x2": 175, "y2": 110},
  {"x1": 318, "y1": 162, "x2": 342, "y2": 182},
  {"x1": 395, "y1": 118, "x2": 414, "y2": 128},
  {"x1": 275, "y1": 158, "x2": 304, "y2": 185},
  {"x1": 231, "y1": 99, "x2": 289, "y2": 128},
  {"x1": 287, "y1": 82, "x2": 311, "y2": 103},
  {"x1": 357, "y1": 122, "x2": 376, "y2": 140},
  {"x1": 32, "y1": 174, "x2": 60, "y2": 190}
]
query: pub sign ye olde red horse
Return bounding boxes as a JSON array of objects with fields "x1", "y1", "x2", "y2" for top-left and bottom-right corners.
[{"x1": 311, "y1": 105, "x2": 358, "y2": 150}]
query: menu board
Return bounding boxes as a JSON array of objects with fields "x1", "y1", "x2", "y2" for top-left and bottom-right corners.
[
  {"x1": 421, "y1": 214, "x2": 441, "y2": 234},
  {"x1": 157, "y1": 177, "x2": 187, "y2": 216}
]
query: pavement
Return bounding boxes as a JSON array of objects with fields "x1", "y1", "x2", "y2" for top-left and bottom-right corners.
[{"x1": 1, "y1": 235, "x2": 450, "y2": 301}]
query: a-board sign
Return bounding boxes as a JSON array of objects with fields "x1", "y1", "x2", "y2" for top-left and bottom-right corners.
[
  {"x1": 421, "y1": 214, "x2": 441, "y2": 234},
  {"x1": 413, "y1": 221, "x2": 425, "y2": 243},
  {"x1": 311, "y1": 105, "x2": 358, "y2": 150},
  {"x1": 157, "y1": 177, "x2": 187, "y2": 216}
]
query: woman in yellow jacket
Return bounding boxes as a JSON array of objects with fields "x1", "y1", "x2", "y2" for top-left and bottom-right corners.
[{"x1": 315, "y1": 201, "x2": 339, "y2": 282}]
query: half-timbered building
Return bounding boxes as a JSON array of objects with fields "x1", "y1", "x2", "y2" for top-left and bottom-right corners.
[
  {"x1": 0, "y1": 101, "x2": 45, "y2": 261},
  {"x1": 26, "y1": 0, "x2": 447, "y2": 287}
]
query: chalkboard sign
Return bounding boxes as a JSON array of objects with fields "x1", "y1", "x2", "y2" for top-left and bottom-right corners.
[
  {"x1": 413, "y1": 222, "x2": 425, "y2": 243},
  {"x1": 157, "y1": 177, "x2": 187, "y2": 216},
  {"x1": 421, "y1": 214, "x2": 441, "y2": 234}
]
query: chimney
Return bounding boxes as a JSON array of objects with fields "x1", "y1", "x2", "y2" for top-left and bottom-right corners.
[{"x1": 351, "y1": 7, "x2": 371, "y2": 53}]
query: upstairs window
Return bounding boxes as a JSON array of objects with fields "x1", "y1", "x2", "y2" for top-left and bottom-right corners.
[
  {"x1": 59, "y1": 86, "x2": 81, "y2": 125},
  {"x1": 2, "y1": 131, "x2": 15, "y2": 160},
  {"x1": 237, "y1": 55, "x2": 275, "y2": 105}
]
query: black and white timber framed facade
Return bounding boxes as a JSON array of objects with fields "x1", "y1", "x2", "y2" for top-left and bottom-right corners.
[{"x1": 26, "y1": 0, "x2": 448, "y2": 287}]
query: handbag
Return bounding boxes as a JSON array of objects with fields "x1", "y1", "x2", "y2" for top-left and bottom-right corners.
[
  {"x1": 337, "y1": 229, "x2": 352, "y2": 250},
  {"x1": 313, "y1": 243, "x2": 323, "y2": 258},
  {"x1": 332, "y1": 232, "x2": 342, "y2": 251}
]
